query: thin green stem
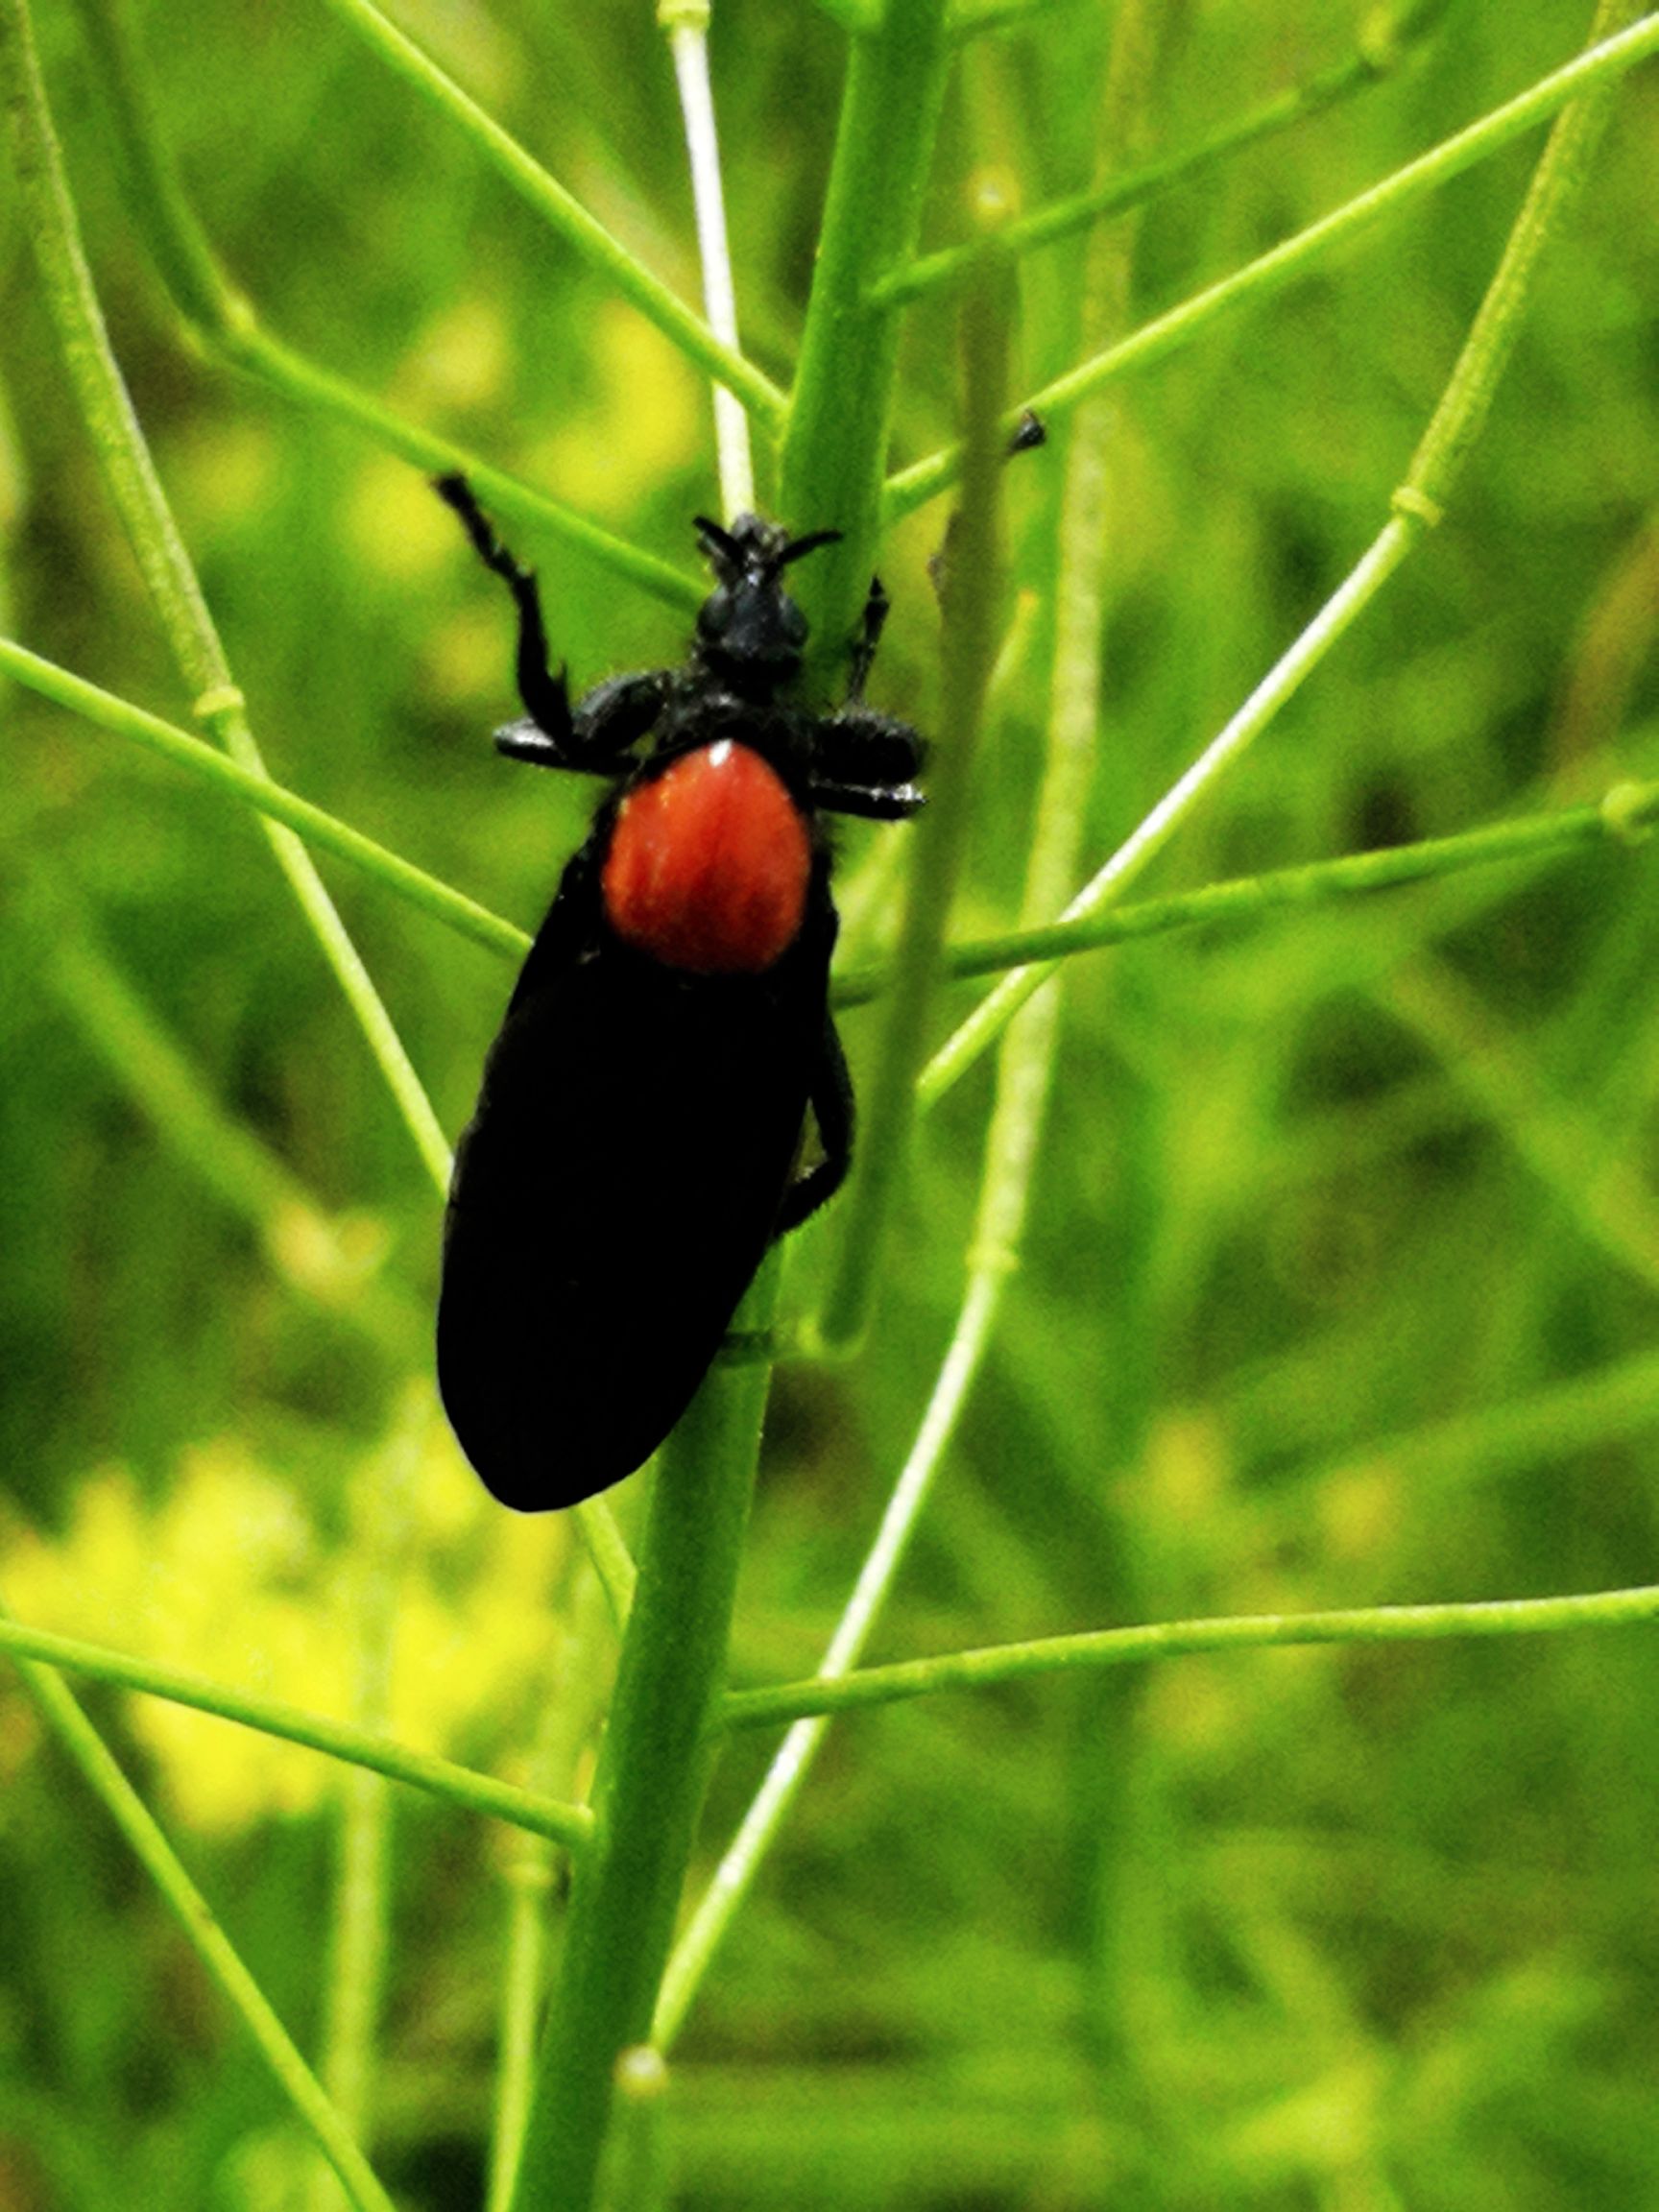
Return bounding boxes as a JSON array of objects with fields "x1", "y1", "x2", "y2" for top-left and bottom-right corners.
[
  {"x1": 884, "y1": 10, "x2": 1659, "y2": 518},
  {"x1": 1, "y1": 636, "x2": 529, "y2": 963},
  {"x1": 314, "y1": 0, "x2": 785, "y2": 428},
  {"x1": 0, "y1": 0, "x2": 451, "y2": 1188},
  {"x1": 488, "y1": 1560, "x2": 611, "y2": 2212},
  {"x1": 256, "y1": 339, "x2": 705, "y2": 610},
  {"x1": 721, "y1": 1581, "x2": 1659, "y2": 1729},
  {"x1": 4, "y1": 1609, "x2": 401, "y2": 2212},
  {"x1": 830, "y1": 777, "x2": 1659, "y2": 1009},
  {"x1": 1398, "y1": 0, "x2": 1646, "y2": 514},
  {"x1": 506, "y1": 1313, "x2": 770, "y2": 2212},
  {"x1": 307, "y1": 1411, "x2": 419, "y2": 2212},
  {"x1": 0, "y1": 1610, "x2": 592, "y2": 1847},
  {"x1": 662, "y1": 0, "x2": 755, "y2": 519},
  {"x1": 815, "y1": 229, "x2": 1014, "y2": 1350},
  {"x1": 1382, "y1": 959, "x2": 1659, "y2": 1296},
  {"x1": 570, "y1": 1498, "x2": 637, "y2": 1635},
  {"x1": 919, "y1": 515, "x2": 1418, "y2": 1107},
  {"x1": 880, "y1": 0, "x2": 1453, "y2": 306},
  {"x1": 25, "y1": 885, "x2": 418, "y2": 1348},
  {"x1": 489, "y1": 1844, "x2": 557, "y2": 2212}
]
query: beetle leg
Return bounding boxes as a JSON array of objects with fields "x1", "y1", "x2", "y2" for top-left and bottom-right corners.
[
  {"x1": 434, "y1": 473, "x2": 577, "y2": 748},
  {"x1": 774, "y1": 1019, "x2": 854, "y2": 1236},
  {"x1": 496, "y1": 672, "x2": 671, "y2": 771},
  {"x1": 808, "y1": 706, "x2": 927, "y2": 819},
  {"x1": 810, "y1": 778, "x2": 925, "y2": 821},
  {"x1": 846, "y1": 572, "x2": 890, "y2": 704},
  {"x1": 571, "y1": 670, "x2": 673, "y2": 755}
]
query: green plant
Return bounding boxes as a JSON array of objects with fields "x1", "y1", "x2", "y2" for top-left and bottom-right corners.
[{"x1": 4, "y1": 0, "x2": 1659, "y2": 2205}]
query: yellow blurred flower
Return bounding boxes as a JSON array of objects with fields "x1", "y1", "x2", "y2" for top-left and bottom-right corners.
[{"x1": 1, "y1": 1393, "x2": 574, "y2": 1837}]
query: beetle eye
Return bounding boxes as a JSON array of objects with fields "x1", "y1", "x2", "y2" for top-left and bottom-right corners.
[{"x1": 698, "y1": 587, "x2": 733, "y2": 639}]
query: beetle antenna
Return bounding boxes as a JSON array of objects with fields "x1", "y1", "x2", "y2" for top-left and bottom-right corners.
[
  {"x1": 778, "y1": 528, "x2": 842, "y2": 570},
  {"x1": 693, "y1": 516, "x2": 741, "y2": 565}
]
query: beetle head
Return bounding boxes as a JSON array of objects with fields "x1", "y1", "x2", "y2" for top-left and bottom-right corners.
[{"x1": 692, "y1": 514, "x2": 841, "y2": 696}]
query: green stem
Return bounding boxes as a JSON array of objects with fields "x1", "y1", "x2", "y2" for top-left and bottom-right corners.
[
  {"x1": 569, "y1": 1499, "x2": 638, "y2": 1635},
  {"x1": 879, "y1": 0, "x2": 1453, "y2": 305},
  {"x1": 662, "y1": 1, "x2": 756, "y2": 519},
  {"x1": 776, "y1": 0, "x2": 953, "y2": 670},
  {"x1": 884, "y1": 9, "x2": 1659, "y2": 518},
  {"x1": 1382, "y1": 958, "x2": 1659, "y2": 1295},
  {"x1": 314, "y1": 0, "x2": 785, "y2": 427},
  {"x1": 534, "y1": 4, "x2": 965, "y2": 2094},
  {"x1": 488, "y1": 1844, "x2": 557, "y2": 2212},
  {"x1": 30, "y1": 887, "x2": 418, "y2": 1347},
  {"x1": 0, "y1": 1610, "x2": 591, "y2": 1846},
  {"x1": 4, "y1": 1611, "x2": 400, "y2": 2212},
  {"x1": 1398, "y1": 0, "x2": 1645, "y2": 513},
  {"x1": 830, "y1": 777, "x2": 1659, "y2": 1008},
  {"x1": 721, "y1": 1580, "x2": 1659, "y2": 1728},
  {"x1": 596, "y1": 2049, "x2": 672, "y2": 2212},
  {"x1": 0, "y1": 635, "x2": 529, "y2": 963},
  {"x1": 920, "y1": 515, "x2": 1419, "y2": 1107},
  {"x1": 815, "y1": 230, "x2": 1014, "y2": 1350},
  {"x1": 308, "y1": 1411, "x2": 419, "y2": 2212},
  {"x1": 488, "y1": 1561, "x2": 611, "y2": 2212},
  {"x1": 505, "y1": 1327, "x2": 770, "y2": 2212}
]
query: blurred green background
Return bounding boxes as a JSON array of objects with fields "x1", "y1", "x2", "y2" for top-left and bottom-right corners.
[{"x1": 4, "y1": 0, "x2": 1659, "y2": 2203}]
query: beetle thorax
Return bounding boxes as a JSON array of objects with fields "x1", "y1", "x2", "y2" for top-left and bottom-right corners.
[{"x1": 600, "y1": 740, "x2": 812, "y2": 974}]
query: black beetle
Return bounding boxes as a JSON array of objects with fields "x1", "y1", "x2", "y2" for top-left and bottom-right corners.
[{"x1": 433, "y1": 476, "x2": 926, "y2": 1509}]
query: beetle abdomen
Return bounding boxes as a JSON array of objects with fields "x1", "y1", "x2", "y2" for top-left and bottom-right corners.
[{"x1": 437, "y1": 934, "x2": 829, "y2": 1510}]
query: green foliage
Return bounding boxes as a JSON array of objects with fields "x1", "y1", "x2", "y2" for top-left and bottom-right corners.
[{"x1": 4, "y1": 0, "x2": 1659, "y2": 2205}]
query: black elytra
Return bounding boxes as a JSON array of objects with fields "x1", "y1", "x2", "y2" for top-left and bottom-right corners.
[{"x1": 433, "y1": 475, "x2": 926, "y2": 1510}]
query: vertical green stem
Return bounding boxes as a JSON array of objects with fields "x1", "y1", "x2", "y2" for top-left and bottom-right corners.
[
  {"x1": 488, "y1": 1556, "x2": 612, "y2": 2212},
  {"x1": 816, "y1": 231, "x2": 1015, "y2": 1348},
  {"x1": 504, "y1": 1311, "x2": 772, "y2": 2212},
  {"x1": 307, "y1": 1407, "x2": 419, "y2": 2212},
  {"x1": 661, "y1": 0, "x2": 756, "y2": 518},
  {"x1": 776, "y1": 0, "x2": 952, "y2": 666}
]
